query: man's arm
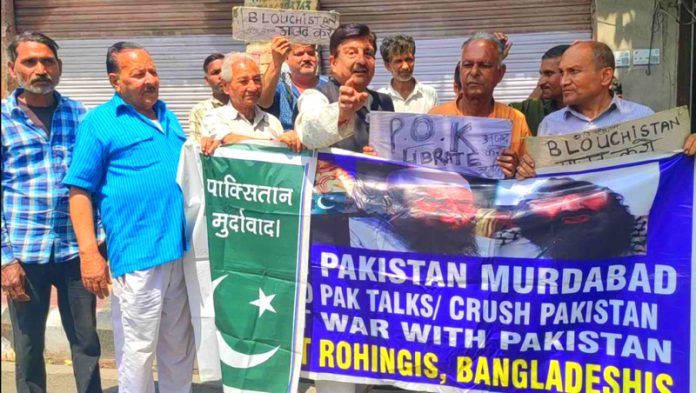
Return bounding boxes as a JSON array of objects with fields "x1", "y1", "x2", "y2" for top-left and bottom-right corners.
[
  {"x1": 295, "y1": 76, "x2": 367, "y2": 149},
  {"x1": 1, "y1": 211, "x2": 30, "y2": 301},
  {"x1": 1, "y1": 212, "x2": 15, "y2": 268},
  {"x1": 259, "y1": 36, "x2": 291, "y2": 109},
  {"x1": 69, "y1": 187, "x2": 110, "y2": 299}
]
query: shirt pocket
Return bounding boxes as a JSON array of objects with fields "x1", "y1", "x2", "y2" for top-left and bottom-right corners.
[{"x1": 111, "y1": 134, "x2": 158, "y2": 170}]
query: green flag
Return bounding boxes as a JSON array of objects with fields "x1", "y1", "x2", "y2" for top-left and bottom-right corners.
[{"x1": 203, "y1": 143, "x2": 315, "y2": 392}]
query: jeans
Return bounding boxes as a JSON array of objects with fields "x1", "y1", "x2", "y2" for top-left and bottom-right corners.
[{"x1": 8, "y1": 255, "x2": 102, "y2": 393}]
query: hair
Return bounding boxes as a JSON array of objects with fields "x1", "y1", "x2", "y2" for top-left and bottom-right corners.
[
  {"x1": 589, "y1": 41, "x2": 616, "y2": 70},
  {"x1": 8, "y1": 32, "x2": 60, "y2": 62},
  {"x1": 454, "y1": 61, "x2": 462, "y2": 90},
  {"x1": 106, "y1": 41, "x2": 145, "y2": 74},
  {"x1": 379, "y1": 35, "x2": 416, "y2": 63},
  {"x1": 541, "y1": 44, "x2": 570, "y2": 60},
  {"x1": 329, "y1": 24, "x2": 377, "y2": 57},
  {"x1": 220, "y1": 52, "x2": 257, "y2": 82},
  {"x1": 203, "y1": 53, "x2": 224, "y2": 73},
  {"x1": 611, "y1": 76, "x2": 623, "y2": 95},
  {"x1": 460, "y1": 32, "x2": 505, "y2": 64}
]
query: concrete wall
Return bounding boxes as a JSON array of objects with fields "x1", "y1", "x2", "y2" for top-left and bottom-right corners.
[{"x1": 594, "y1": 0, "x2": 681, "y2": 112}]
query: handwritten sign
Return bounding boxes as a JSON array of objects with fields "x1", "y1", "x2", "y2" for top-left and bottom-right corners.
[
  {"x1": 368, "y1": 111, "x2": 513, "y2": 179},
  {"x1": 232, "y1": 6, "x2": 339, "y2": 45},
  {"x1": 526, "y1": 106, "x2": 691, "y2": 168}
]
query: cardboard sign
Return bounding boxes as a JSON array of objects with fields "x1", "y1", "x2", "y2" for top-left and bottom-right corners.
[
  {"x1": 233, "y1": 6, "x2": 339, "y2": 45},
  {"x1": 368, "y1": 111, "x2": 513, "y2": 179},
  {"x1": 526, "y1": 106, "x2": 691, "y2": 168}
]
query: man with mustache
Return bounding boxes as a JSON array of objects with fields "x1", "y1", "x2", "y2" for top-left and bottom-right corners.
[
  {"x1": 429, "y1": 32, "x2": 531, "y2": 178},
  {"x1": 2, "y1": 31, "x2": 103, "y2": 393},
  {"x1": 258, "y1": 36, "x2": 329, "y2": 131},
  {"x1": 377, "y1": 34, "x2": 439, "y2": 113},
  {"x1": 65, "y1": 42, "x2": 195, "y2": 392},
  {"x1": 512, "y1": 178, "x2": 636, "y2": 260},
  {"x1": 187, "y1": 53, "x2": 228, "y2": 143},
  {"x1": 295, "y1": 23, "x2": 394, "y2": 153},
  {"x1": 198, "y1": 52, "x2": 302, "y2": 154},
  {"x1": 515, "y1": 41, "x2": 696, "y2": 178},
  {"x1": 510, "y1": 44, "x2": 569, "y2": 136}
]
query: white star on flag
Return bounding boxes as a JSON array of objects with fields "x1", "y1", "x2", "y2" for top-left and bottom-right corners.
[{"x1": 249, "y1": 288, "x2": 277, "y2": 317}]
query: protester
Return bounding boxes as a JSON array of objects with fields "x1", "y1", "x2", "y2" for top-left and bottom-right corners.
[
  {"x1": 258, "y1": 36, "x2": 329, "y2": 130},
  {"x1": 64, "y1": 41, "x2": 194, "y2": 393},
  {"x1": 515, "y1": 41, "x2": 681, "y2": 178},
  {"x1": 1, "y1": 31, "x2": 103, "y2": 393},
  {"x1": 200, "y1": 52, "x2": 302, "y2": 154},
  {"x1": 188, "y1": 53, "x2": 228, "y2": 143},
  {"x1": 377, "y1": 34, "x2": 438, "y2": 113},
  {"x1": 295, "y1": 23, "x2": 394, "y2": 153},
  {"x1": 429, "y1": 32, "x2": 531, "y2": 178},
  {"x1": 510, "y1": 44, "x2": 570, "y2": 135},
  {"x1": 294, "y1": 27, "x2": 392, "y2": 393}
]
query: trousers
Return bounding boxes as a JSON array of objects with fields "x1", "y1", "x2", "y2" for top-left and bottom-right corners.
[
  {"x1": 8, "y1": 256, "x2": 102, "y2": 393},
  {"x1": 111, "y1": 258, "x2": 195, "y2": 393}
]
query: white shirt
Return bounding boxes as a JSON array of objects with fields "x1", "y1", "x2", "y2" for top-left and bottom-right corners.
[
  {"x1": 378, "y1": 80, "x2": 439, "y2": 114},
  {"x1": 295, "y1": 89, "x2": 373, "y2": 149},
  {"x1": 201, "y1": 103, "x2": 284, "y2": 142}
]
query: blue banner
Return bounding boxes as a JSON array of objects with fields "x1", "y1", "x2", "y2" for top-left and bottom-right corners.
[{"x1": 301, "y1": 150, "x2": 694, "y2": 393}]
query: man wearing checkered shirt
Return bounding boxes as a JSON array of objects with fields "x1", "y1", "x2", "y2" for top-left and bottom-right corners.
[{"x1": 1, "y1": 32, "x2": 102, "y2": 393}]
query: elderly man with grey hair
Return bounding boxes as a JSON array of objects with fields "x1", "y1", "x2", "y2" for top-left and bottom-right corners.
[
  {"x1": 430, "y1": 32, "x2": 531, "y2": 178},
  {"x1": 200, "y1": 52, "x2": 302, "y2": 155}
]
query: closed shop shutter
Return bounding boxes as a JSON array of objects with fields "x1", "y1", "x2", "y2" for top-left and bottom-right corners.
[
  {"x1": 56, "y1": 35, "x2": 245, "y2": 132},
  {"x1": 15, "y1": 0, "x2": 242, "y2": 38},
  {"x1": 319, "y1": 0, "x2": 592, "y2": 38}
]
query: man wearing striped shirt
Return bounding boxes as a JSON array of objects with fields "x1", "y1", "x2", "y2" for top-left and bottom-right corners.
[
  {"x1": 2, "y1": 32, "x2": 103, "y2": 393},
  {"x1": 65, "y1": 42, "x2": 194, "y2": 393}
]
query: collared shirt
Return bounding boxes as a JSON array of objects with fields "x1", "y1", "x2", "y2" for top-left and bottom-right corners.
[
  {"x1": 538, "y1": 96, "x2": 654, "y2": 136},
  {"x1": 266, "y1": 72, "x2": 329, "y2": 130},
  {"x1": 378, "y1": 79, "x2": 439, "y2": 114},
  {"x1": 2, "y1": 89, "x2": 86, "y2": 266},
  {"x1": 429, "y1": 98, "x2": 532, "y2": 157},
  {"x1": 188, "y1": 97, "x2": 226, "y2": 143},
  {"x1": 201, "y1": 102, "x2": 284, "y2": 142},
  {"x1": 64, "y1": 93, "x2": 188, "y2": 278},
  {"x1": 509, "y1": 98, "x2": 561, "y2": 136}
]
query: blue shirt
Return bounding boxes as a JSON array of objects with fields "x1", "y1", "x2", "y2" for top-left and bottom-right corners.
[
  {"x1": 266, "y1": 73, "x2": 328, "y2": 130},
  {"x1": 538, "y1": 96, "x2": 654, "y2": 136},
  {"x1": 64, "y1": 94, "x2": 188, "y2": 277},
  {"x1": 2, "y1": 89, "x2": 87, "y2": 266}
]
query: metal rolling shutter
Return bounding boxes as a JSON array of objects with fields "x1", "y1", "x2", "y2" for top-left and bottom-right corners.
[
  {"x1": 14, "y1": 0, "x2": 241, "y2": 38},
  {"x1": 56, "y1": 35, "x2": 245, "y2": 131},
  {"x1": 320, "y1": 0, "x2": 592, "y2": 38}
]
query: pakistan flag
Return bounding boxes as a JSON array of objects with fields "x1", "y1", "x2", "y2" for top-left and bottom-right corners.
[{"x1": 202, "y1": 144, "x2": 315, "y2": 393}]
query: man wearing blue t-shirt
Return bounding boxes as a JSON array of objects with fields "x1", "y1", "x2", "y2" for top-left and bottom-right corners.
[
  {"x1": 258, "y1": 36, "x2": 328, "y2": 131},
  {"x1": 65, "y1": 41, "x2": 194, "y2": 393}
]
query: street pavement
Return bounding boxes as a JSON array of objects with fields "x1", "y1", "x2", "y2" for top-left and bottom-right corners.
[{"x1": 1, "y1": 361, "x2": 224, "y2": 393}]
